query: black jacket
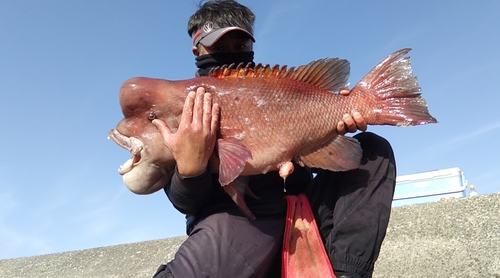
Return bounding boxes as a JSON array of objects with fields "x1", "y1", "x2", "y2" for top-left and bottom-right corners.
[{"x1": 165, "y1": 165, "x2": 312, "y2": 234}]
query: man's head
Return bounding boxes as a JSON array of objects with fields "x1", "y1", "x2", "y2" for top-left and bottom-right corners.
[
  {"x1": 188, "y1": 0, "x2": 255, "y2": 56},
  {"x1": 188, "y1": 0, "x2": 256, "y2": 76}
]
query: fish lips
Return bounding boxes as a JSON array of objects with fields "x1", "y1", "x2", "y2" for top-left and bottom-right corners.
[
  {"x1": 108, "y1": 128, "x2": 175, "y2": 194},
  {"x1": 108, "y1": 129, "x2": 144, "y2": 175}
]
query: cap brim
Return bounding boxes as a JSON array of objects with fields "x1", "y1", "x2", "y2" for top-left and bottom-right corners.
[{"x1": 199, "y1": 27, "x2": 255, "y2": 47}]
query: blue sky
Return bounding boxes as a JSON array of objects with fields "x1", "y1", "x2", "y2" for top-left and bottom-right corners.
[{"x1": 1, "y1": 0, "x2": 499, "y2": 260}]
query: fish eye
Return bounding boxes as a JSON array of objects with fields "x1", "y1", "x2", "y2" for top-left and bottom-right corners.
[{"x1": 148, "y1": 112, "x2": 157, "y2": 120}]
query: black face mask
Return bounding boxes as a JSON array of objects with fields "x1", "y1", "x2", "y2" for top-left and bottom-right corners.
[{"x1": 195, "y1": 51, "x2": 254, "y2": 76}]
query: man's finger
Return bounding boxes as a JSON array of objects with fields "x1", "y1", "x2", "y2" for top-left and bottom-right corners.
[
  {"x1": 192, "y1": 88, "x2": 204, "y2": 125},
  {"x1": 343, "y1": 114, "x2": 357, "y2": 132},
  {"x1": 203, "y1": 93, "x2": 213, "y2": 128},
  {"x1": 211, "y1": 103, "x2": 220, "y2": 134},
  {"x1": 339, "y1": 89, "x2": 351, "y2": 96},
  {"x1": 353, "y1": 112, "x2": 367, "y2": 132},
  {"x1": 337, "y1": 121, "x2": 346, "y2": 136},
  {"x1": 181, "y1": 91, "x2": 196, "y2": 124},
  {"x1": 152, "y1": 119, "x2": 173, "y2": 144}
]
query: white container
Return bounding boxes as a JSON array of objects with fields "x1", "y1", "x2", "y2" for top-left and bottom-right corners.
[{"x1": 392, "y1": 167, "x2": 467, "y2": 207}]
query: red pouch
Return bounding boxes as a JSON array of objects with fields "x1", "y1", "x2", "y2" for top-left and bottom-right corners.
[{"x1": 282, "y1": 194, "x2": 335, "y2": 278}]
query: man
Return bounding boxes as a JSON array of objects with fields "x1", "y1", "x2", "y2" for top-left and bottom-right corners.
[{"x1": 152, "y1": 1, "x2": 396, "y2": 277}]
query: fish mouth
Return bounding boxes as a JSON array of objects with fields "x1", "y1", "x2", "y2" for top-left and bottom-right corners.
[{"x1": 108, "y1": 129, "x2": 144, "y2": 175}]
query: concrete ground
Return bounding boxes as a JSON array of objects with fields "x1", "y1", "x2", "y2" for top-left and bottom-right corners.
[{"x1": 1, "y1": 193, "x2": 499, "y2": 278}]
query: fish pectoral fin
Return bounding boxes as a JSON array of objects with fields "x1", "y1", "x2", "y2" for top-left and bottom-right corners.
[
  {"x1": 223, "y1": 177, "x2": 256, "y2": 220},
  {"x1": 296, "y1": 135, "x2": 362, "y2": 171},
  {"x1": 217, "y1": 138, "x2": 252, "y2": 186}
]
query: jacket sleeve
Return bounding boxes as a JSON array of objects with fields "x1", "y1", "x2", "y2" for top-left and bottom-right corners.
[{"x1": 165, "y1": 166, "x2": 216, "y2": 215}]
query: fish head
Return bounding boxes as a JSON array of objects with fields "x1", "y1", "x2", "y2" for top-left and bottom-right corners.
[{"x1": 109, "y1": 77, "x2": 187, "y2": 194}]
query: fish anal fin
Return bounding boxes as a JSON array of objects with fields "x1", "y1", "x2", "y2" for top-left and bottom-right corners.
[
  {"x1": 297, "y1": 135, "x2": 361, "y2": 171},
  {"x1": 209, "y1": 59, "x2": 350, "y2": 92},
  {"x1": 217, "y1": 138, "x2": 252, "y2": 186}
]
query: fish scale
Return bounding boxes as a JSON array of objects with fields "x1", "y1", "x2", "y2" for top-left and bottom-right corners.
[{"x1": 209, "y1": 78, "x2": 338, "y2": 163}]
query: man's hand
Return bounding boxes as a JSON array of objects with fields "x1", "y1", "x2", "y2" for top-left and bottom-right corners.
[
  {"x1": 152, "y1": 87, "x2": 220, "y2": 177},
  {"x1": 336, "y1": 89, "x2": 368, "y2": 135}
]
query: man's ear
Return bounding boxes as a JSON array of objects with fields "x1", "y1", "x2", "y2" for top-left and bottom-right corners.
[{"x1": 192, "y1": 46, "x2": 199, "y2": 57}]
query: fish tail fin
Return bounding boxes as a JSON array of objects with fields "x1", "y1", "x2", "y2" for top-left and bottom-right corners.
[{"x1": 352, "y1": 48, "x2": 438, "y2": 126}]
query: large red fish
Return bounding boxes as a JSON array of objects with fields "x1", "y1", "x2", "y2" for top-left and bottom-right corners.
[{"x1": 109, "y1": 48, "x2": 437, "y2": 219}]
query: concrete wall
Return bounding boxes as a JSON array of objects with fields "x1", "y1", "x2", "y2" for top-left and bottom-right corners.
[
  {"x1": 374, "y1": 193, "x2": 500, "y2": 277},
  {"x1": 1, "y1": 193, "x2": 499, "y2": 278}
]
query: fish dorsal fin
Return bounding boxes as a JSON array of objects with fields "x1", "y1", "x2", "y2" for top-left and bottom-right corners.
[{"x1": 209, "y1": 58, "x2": 350, "y2": 92}]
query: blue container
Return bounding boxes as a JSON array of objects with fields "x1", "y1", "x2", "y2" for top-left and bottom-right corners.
[{"x1": 392, "y1": 167, "x2": 467, "y2": 207}]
